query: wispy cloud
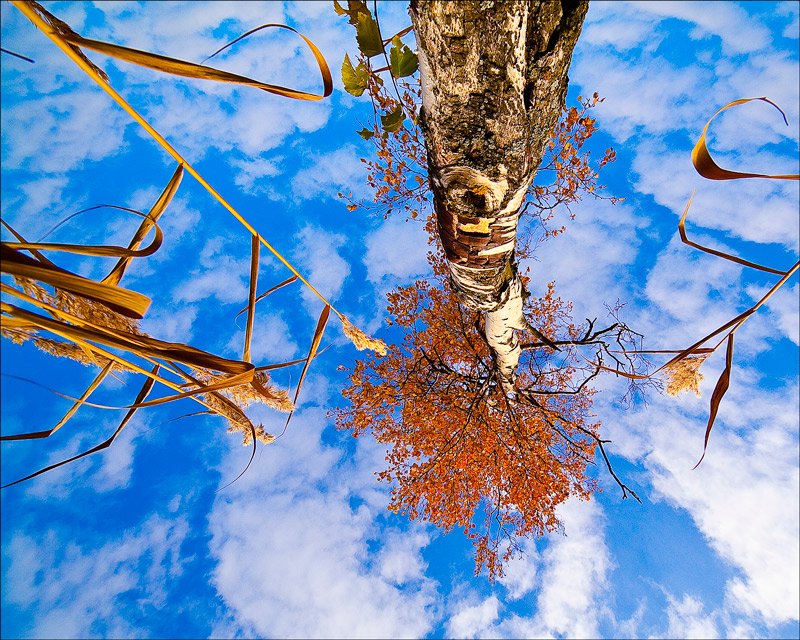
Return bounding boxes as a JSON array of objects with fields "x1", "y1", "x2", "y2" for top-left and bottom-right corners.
[
  {"x1": 207, "y1": 408, "x2": 438, "y2": 638},
  {"x1": 363, "y1": 216, "x2": 430, "y2": 285},
  {"x1": 291, "y1": 144, "x2": 372, "y2": 202},
  {"x1": 2, "y1": 514, "x2": 189, "y2": 638},
  {"x1": 292, "y1": 222, "x2": 350, "y2": 310}
]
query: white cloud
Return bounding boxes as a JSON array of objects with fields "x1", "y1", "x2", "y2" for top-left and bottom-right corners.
[
  {"x1": 628, "y1": 1, "x2": 771, "y2": 54},
  {"x1": 2, "y1": 514, "x2": 189, "y2": 638},
  {"x1": 231, "y1": 155, "x2": 284, "y2": 195},
  {"x1": 447, "y1": 596, "x2": 500, "y2": 639},
  {"x1": 452, "y1": 498, "x2": 613, "y2": 640},
  {"x1": 173, "y1": 236, "x2": 250, "y2": 304},
  {"x1": 643, "y1": 234, "x2": 743, "y2": 323},
  {"x1": 497, "y1": 539, "x2": 540, "y2": 601},
  {"x1": 140, "y1": 304, "x2": 199, "y2": 343},
  {"x1": 1, "y1": 89, "x2": 131, "y2": 174},
  {"x1": 749, "y1": 282, "x2": 800, "y2": 346},
  {"x1": 663, "y1": 592, "x2": 719, "y2": 639},
  {"x1": 573, "y1": 3, "x2": 800, "y2": 262},
  {"x1": 364, "y1": 216, "x2": 430, "y2": 284},
  {"x1": 2, "y1": 0, "x2": 341, "y2": 187},
  {"x1": 174, "y1": 265, "x2": 248, "y2": 304},
  {"x1": 13, "y1": 410, "x2": 156, "y2": 502},
  {"x1": 516, "y1": 498, "x2": 612, "y2": 639},
  {"x1": 520, "y1": 196, "x2": 644, "y2": 322},
  {"x1": 378, "y1": 529, "x2": 431, "y2": 585},
  {"x1": 601, "y1": 379, "x2": 800, "y2": 630},
  {"x1": 83, "y1": 2, "x2": 335, "y2": 163},
  {"x1": 0, "y1": 175, "x2": 75, "y2": 241},
  {"x1": 632, "y1": 140, "x2": 799, "y2": 248},
  {"x1": 207, "y1": 408, "x2": 438, "y2": 638},
  {"x1": 291, "y1": 144, "x2": 371, "y2": 201},
  {"x1": 571, "y1": 50, "x2": 709, "y2": 143},
  {"x1": 525, "y1": 132, "x2": 799, "y2": 632},
  {"x1": 781, "y1": 7, "x2": 799, "y2": 40},
  {"x1": 224, "y1": 310, "x2": 299, "y2": 363},
  {"x1": 292, "y1": 223, "x2": 350, "y2": 309},
  {"x1": 582, "y1": 2, "x2": 664, "y2": 52}
]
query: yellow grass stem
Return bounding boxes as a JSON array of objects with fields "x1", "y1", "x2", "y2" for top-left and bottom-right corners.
[{"x1": 12, "y1": 0, "x2": 342, "y2": 321}]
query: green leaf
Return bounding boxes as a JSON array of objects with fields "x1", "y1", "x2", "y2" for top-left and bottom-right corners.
[
  {"x1": 356, "y1": 11, "x2": 384, "y2": 57},
  {"x1": 389, "y1": 36, "x2": 418, "y2": 78},
  {"x1": 334, "y1": 0, "x2": 370, "y2": 25},
  {"x1": 380, "y1": 105, "x2": 405, "y2": 133},
  {"x1": 341, "y1": 53, "x2": 368, "y2": 96},
  {"x1": 357, "y1": 127, "x2": 374, "y2": 140}
]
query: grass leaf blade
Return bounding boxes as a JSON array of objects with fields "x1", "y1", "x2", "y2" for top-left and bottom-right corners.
[
  {"x1": 0, "y1": 360, "x2": 113, "y2": 441},
  {"x1": 693, "y1": 334, "x2": 734, "y2": 469},
  {"x1": 692, "y1": 97, "x2": 800, "y2": 181},
  {"x1": 1, "y1": 364, "x2": 158, "y2": 489},
  {"x1": 282, "y1": 304, "x2": 330, "y2": 433},
  {"x1": 243, "y1": 234, "x2": 260, "y2": 363}
]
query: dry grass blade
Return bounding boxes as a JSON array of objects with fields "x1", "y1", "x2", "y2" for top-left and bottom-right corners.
[
  {"x1": 2, "y1": 366, "x2": 253, "y2": 413},
  {"x1": 1, "y1": 301, "x2": 252, "y2": 375},
  {"x1": 2, "y1": 283, "x2": 263, "y2": 419},
  {"x1": 656, "y1": 308, "x2": 754, "y2": 374},
  {"x1": 201, "y1": 23, "x2": 333, "y2": 99},
  {"x1": 11, "y1": 1, "x2": 352, "y2": 319},
  {"x1": 654, "y1": 261, "x2": 799, "y2": 377},
  {"x1": 104, "y1": 165, "x2": 183, "y2": 286},
  {"x1": 0, "y1": 364, "x2": 159, "y2": 489},
  {"x1": 37, "y1": 204, "x2": 145, "y2": 242},
  {"x1": 57, "y1": 19, "x2": 332, "y2": 101},
  {"x1": 243, "y1": 234, "x2": 260, "y2": 363},
  {"x1": 679, "y1": 192, "x2": 789, "y2": 275},
  {"x1": 254, "y1": 344, "x2": 333, "y2": 372},
  {"x1": 248, "y1": 375, "x2": 291, "y2": 409},
  {"x1": 24, "y1": 0, "x2": 108, "y2": 80},
  {"x1": 0, "y1": 360, "x2": 114, "y2": 441},
  {"x1": 692, "y1": 97, "x2": 800, "y2": 181},
  {"x1": 282, "y1": 304, "x2": 331, "y2": 433},
  {"x1": 5, "y1": 222, "x2": 163, "y2": 259},
  {"x1": 693, "y1": 334, "x2": 734, "y2": 469},
  {"x1": 2, "y1": 218, "x2": 62, "y2": 267},
  {"x1": 216, "y1": 425, "x2": 257, "y2": 493},
  {"x1": 0, "y1": 47, "x2": 35, "y2": 63},
  {"x1": 1, "y1": 243, "x2": 151, "y2": 319},
  {"x1": 235, "y1": 274, "x2": 298, "y2": 323},
  {"x1": 110, "y1": 369, "x2": 256, "y2": 411}
]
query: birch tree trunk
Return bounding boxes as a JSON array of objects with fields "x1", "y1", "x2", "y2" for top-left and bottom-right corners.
[{"x1": 410, "y1": 0, "x2": 588, "y2": 387}]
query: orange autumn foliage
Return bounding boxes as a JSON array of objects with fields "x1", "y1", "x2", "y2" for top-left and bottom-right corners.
[
  {"x1": 334, "y1": 53, "x2": 638, "y2": 579},
  {"x1": 341, "y1": 87, "x2": 620, "y2": 233},
  {"x1": 332, "y1": 255, "x2": 611, "y2": 580}
]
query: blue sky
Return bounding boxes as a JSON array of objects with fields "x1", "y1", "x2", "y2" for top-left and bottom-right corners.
[{"x1": 1, "y1": 1, "x2": 798, "y2": 638}]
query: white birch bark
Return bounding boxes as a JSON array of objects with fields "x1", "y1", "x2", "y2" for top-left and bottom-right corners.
[{"x1": 410, "y1": 0, "x2": 587, "y2": 385}]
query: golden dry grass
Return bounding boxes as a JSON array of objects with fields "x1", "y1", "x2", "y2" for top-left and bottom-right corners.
[{"x1": 0, "y1": 1, "x2": 385, "y2": 488}]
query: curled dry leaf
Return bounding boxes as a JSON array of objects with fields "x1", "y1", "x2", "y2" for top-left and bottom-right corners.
[{"x1": 692, "y1": 97, "x2": 800, "y2": 181}]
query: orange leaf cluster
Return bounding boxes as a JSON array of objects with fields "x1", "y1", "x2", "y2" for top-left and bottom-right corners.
[
  {"x1": 335, "y1": 38, "x2": 631, "y2": 581},
  {"x1": 332, "y1": 272, "x2": 601, "y2": 580},
  {"x1": 339, "y1": 75, "x2": 429, "y2": 220},
  {"x1": 522, "y1": 93, "x2": 621, "y2": 251}
]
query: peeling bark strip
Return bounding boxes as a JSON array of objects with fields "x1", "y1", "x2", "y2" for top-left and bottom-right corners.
[{"x1": 411, "y1": 0, "x2": 587, "y2": 382}]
